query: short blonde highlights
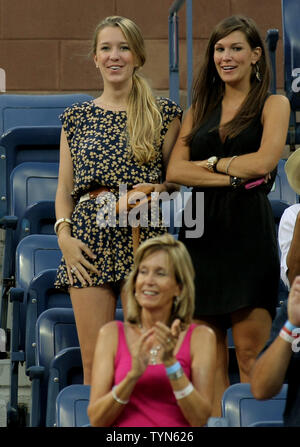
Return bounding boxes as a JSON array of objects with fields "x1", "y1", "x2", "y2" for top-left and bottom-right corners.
[
  {"x1": 125, "y1": 233, "x2": 195, "y2": 326},
  {"x1": 92, "y1": 16, "x2": 162, "y2": 164}
]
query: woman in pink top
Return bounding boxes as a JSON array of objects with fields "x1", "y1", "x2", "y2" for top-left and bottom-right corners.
[{"x1": 88, "y1": 233, "x2": 217, "y2": 427}]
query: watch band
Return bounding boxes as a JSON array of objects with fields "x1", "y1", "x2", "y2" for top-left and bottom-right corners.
[{"x1": 168, "y1": 367, "x2": 184, "y2": 380}]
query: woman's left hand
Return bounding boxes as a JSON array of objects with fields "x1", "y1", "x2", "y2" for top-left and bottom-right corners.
[{"x1": 153, "y1": 319, "x2": 182, "y2": 365}]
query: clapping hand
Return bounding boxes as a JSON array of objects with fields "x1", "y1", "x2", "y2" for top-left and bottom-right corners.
[
  {"x1": 288, "y1": 276, "x2": 300, "y2": 327},
  {"x1": 153, "y1": 319, "x2": 182, "y2": 364}
]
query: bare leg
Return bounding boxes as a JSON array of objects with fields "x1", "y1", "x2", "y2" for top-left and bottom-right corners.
[
  {"x1": 231, "y1": 307, "x2": 272, "y2": 383},
  {"x1": 193, "y1": 318, "x2": 229, "y2": 417},
  {"x1": 70, "y1": 285, "x2": 116, "y2": 385}
]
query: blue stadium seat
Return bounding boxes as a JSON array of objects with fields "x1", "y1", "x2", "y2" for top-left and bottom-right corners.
[
  {"x1": 0, "y1": 162, "x2": 59, "y2": 319},
  {"x1": 220, "y1": 383, "x2": 287, "y2": 427},
  {"x1": 47, "y1": 347, "x2": 83, "y2": 427},
  {"x1": 25, "y1": 269, "x2": 71, "y2": 372},
  {"x1": 0, "y1": 126, "x2": 61, "y2": 221},
  {"x1": 28, "y1": 307, "x2": 80, "y2": 427},
  {"x1": 7, "y1": 235, "x2": 62, "y2": 425},
  {"x1": 56, "y1": 385, "x2": 90, "y2": 427},
  {"x1": 0, "y1": 126, "x2": 61, "y2": 334},
  {"x1": 281, "y1": 0, "x2": 300, "y2": 147},
  {"x1": 0, "y1": 93, "x2": 93, "y2": 136}
]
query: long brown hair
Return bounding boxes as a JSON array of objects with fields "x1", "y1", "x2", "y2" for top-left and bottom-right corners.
[
  {"x1": 186, "y1": 15, "x2": 271, "y2": 145},
  {"x1": 92, "y1": 16, "x2": 162, "y2": 164}
]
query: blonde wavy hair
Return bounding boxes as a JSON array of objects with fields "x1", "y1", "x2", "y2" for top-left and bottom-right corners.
[
  {"x1": 92, "y1": 16, "x2": 162, "y2": 164},
  {"x1": 124, "y1": 233, "x2": 195, "y2": 327}
]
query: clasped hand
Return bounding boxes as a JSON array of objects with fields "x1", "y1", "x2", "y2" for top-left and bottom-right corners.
[{"x1": 130, "y1": 319, "x2": 182, "y2": 378}]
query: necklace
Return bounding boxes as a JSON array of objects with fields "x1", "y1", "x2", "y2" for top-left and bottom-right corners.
[{"x1": 97, "y1": 99, "x2": 127, "y2": 111}]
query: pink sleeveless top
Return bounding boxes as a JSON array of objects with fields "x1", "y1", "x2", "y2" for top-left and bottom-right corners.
[{"x1": 113, "y1": 321, "x2": 197, "y2": 427}]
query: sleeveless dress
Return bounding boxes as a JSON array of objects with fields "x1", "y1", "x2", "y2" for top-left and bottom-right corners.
[
  {"x1": 54, "y1": 98, "x2": 182, "y2": 290},
  {"x1": 113, "y1": 321, "x2": 197, "y2": 427},
  {"x1": 179, "y1": 101, "x2": 279, "y2": 323}
]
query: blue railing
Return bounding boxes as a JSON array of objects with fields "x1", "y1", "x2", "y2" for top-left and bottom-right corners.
[{"x1": 168, "y1": 0, "x2": 193, "y2": 107}]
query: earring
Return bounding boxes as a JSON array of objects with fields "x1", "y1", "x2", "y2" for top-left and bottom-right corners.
[
  {"x1": 255, "y1": 63, "x2": 261, "y2": 82},
  {"x1": 174, "y1": 296, "x2": 180, "y2": 308}
]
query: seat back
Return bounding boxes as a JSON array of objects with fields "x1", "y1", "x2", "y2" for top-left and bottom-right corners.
[
  {"x1": 31, "y1": 308, "x2": 79, "y2": 426},
  {"x1": 25, "y1": 269, "x2": 71, "y2": 370},
  {"x1": 0, "y1": 126, "x2": 61, "y2": 220},
  {"x1": 10, "y1": 162, "x2": 58, "y2": 221},
  {"x1": 15, "y1": 234, "x2": 61, "y2": 292},
  {"x1": 221, "y1": 383, "x2": 287, "y2": 427},
  {"x1": 47, "y1": 347, "x2": 83, "y2": 426},
  {"x1": 14, "y1": 234, "x2": 62, "y2": 349},
  {"x1": 0, "y1": 93, "x2": 93, "y2": 136},
  {"x1": 56, "y1": 385, "x2": 90, "y2": 427},
  {"x1": 35, "y1": 308, "x2": 79, "y2": 371}
]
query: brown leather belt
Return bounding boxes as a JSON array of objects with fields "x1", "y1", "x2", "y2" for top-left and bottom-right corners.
[{"x1": 79, "y1": 187, "x2": 110, "y2": 203}]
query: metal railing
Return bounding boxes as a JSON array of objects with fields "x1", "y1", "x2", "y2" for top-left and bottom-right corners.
[{"x1": 168, "y1": 0, "x2": 193, "y2": 106}]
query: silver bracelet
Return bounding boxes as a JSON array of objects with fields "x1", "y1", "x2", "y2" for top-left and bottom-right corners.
[
  {"x1": 112, "y1": 385, "x2": 129, "y2": 405},
  {"x1": 173, "y1": 382, "x2": 194, "y2": 400},
  {"x1": 226, "y1": 155, "x2": 238, "y2": 175}
]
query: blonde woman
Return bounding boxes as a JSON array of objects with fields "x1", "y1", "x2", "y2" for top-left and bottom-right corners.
[
  {"x1": 88, "y1": 234, "x2": 216, "y2": 427},
  {"x1": 54, "y1": 16, "x2": 182, "y2": 384}
]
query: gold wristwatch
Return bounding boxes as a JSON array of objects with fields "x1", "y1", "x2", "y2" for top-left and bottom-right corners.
[{"x1": 207, "y1": 156, "x2": 219, "y2": 172}]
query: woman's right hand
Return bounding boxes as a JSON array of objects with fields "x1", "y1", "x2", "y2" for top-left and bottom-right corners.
[
  {"x1": 58, "y1": 231, "x2": 100, "y2": 287},
  {"x1": 129, "y1": 328, "x2": 156, "y2": 379}
]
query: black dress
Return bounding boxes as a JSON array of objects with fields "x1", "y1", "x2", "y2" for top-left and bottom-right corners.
[{"x1": 179, "y1": 102, "x2": 279, "y2": 323}]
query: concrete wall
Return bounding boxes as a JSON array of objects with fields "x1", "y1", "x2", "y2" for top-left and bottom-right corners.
[{"x1": 0, "y1": 0, "x2": 284, "y2": 101}]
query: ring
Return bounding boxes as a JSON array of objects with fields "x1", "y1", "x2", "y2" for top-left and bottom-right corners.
[
  {"x1": 167, "y1": 338, "x2": 171, "y2": 344},
  {"x1": 71, "y1": 266, "x2": 77, "y2": 274}
]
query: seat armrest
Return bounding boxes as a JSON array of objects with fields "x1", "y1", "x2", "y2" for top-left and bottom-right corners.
[{"x1": 0, "y1": 215, "x2": 18, "y2": 229}]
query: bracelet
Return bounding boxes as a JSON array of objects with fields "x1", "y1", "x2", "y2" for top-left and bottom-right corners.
[
  {"x1": 166, "y1": 361, "x2": 181, "y2": 375},
  {"x1": 57, "y1": 222, "x2": 71, "y2": 236},
  {"x1": 284, "y1": 320, "x2": 298, "y2": 332},
  {"x1": 54, "y1": 217, "x2": 72, "y2": 235},
  {"x1": 174, "y1": 382, "x2": 194, "y2": 400},
  {"x1": 226, "y1": 155, "x2": 238, "y2": 175},
  {"x1": 112, "y1": 385, "x2": 129, "y2": 405},
  {"x1": 279, "y1": 320, "x2": 300, "y2": 344},
  {"x1": 279, "y1": 328, "x2": 295, "y2": 344}
]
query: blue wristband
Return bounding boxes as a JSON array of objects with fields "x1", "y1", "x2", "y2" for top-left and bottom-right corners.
[
  {"x1": 285, "y1": 320, "x2": 297, "y2": 332},
  {"x1": 166, "y1": 361, "x2": 181, "y2": 375}
]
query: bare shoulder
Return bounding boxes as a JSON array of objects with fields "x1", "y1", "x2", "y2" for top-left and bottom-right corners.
[
  {"x1": 191, "y1": 324, "x2": 216, "y2": 344},
  {"x1": 98, "y1": 320, "x2": 119, "y2": 340},
  {"x1": 264, "y1": 94, "x2": 290, "y2": 110}
]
